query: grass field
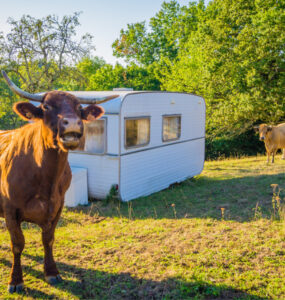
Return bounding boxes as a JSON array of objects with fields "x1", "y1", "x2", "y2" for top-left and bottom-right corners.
[{"x1": 0, "y1": 155, "x2": 284, "y2": 299}]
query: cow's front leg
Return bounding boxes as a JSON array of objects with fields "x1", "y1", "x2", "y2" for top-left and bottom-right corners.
[
  {"x1": 5, "y1": 214, "x2": 25, "y2": 293},
  {"x1": 272, "y1": 150, "x2": 277, "y2": 163},
  {"x1": 42, "y1": 207, "x2": 63, "y2": 285},
  {"x1": 267, "y1": 151, "x2": 270, "y2": 163},
  {"x1": 42, "y1": 227, "x2": 62, "y2": 284}
]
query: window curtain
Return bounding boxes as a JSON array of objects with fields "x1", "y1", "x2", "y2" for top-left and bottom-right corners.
[{"x1": 84, "y1": 120, "x2": 105, "y2": 153}]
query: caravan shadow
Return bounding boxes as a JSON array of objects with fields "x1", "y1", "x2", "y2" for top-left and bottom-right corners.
[{"x1": 66, "y1": 172, "x2": 285, "y2": 222}]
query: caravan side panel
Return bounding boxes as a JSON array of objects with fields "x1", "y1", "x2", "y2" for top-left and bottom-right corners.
[
  {"x1": 68, "y1": 153, "x2": 119, "y2": 199},
  {"x1": 120, "y1": 92, "x2": 205, "y2": 154},
  {"x1": 120, "y1": 138, "x2": 204, "y2": 201},
  {"x1": 119, "y1": 92, "x2": 205, "y2": 201},
  {"x1": 106, "y1": 115, "x2": 120, "y2": 155}
]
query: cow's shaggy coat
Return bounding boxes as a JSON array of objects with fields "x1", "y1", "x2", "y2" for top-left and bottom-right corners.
[{"x1": 0, "y1": 90, "x2": 104, "y2": 293}]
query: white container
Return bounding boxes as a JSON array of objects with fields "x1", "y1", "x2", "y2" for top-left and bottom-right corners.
[{"x1": 64, "y1": 167, "x2": 88, "y2": 207}]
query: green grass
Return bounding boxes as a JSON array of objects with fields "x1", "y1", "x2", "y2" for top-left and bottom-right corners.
[{"x1": 0, "y1": 155, "x2": 284, "y2": 299}]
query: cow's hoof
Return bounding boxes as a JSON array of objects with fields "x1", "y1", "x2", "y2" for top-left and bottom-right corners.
[
  {"x1": 8, "y1": 283, "x2": 24, "y2": 293},
  {"x1": 45, "y1": 275, "x2": 63, "y2": 285}
]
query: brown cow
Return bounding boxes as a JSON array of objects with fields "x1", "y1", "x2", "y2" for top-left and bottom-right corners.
[
  {"x1": 254, "y1": 123, "x2": 285, "y2": 163},
  {"x1": 0, "y1": 71, "x2": 117, "y2": 293}
]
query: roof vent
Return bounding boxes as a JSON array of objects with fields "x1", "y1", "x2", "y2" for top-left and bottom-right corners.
[{"x1": 113, "y1": 88, "x2": 133, "y2": 91}]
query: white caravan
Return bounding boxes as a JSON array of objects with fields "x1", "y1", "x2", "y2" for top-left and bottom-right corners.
[{"x1": 66, "y1": 91, "x2": 205, "y2": 202}]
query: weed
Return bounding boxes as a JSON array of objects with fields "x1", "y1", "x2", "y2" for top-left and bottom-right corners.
[
  {"x1": 87, "y1": 202, "x2": 101, "y2": 217},
  {"x1": 105, "y1": 184, "x2": 119, "y2": 204},
  {"x1": 153, "y1": 207, "x2": 158, "y2": 219},
  {"x1": 220, "y1": 207, "x2": 225, "y2": 220},
  {"x1": 171, "y1": 203, "x2": 177, "y2": 219},
  {"x1": 253, "y1": 202, "x2": 262, "y2": 220},
  {"x1": 116, "y1": 201, "x2": 122, "y2": 218},
  {"x1": 270, "y1": 184, "x2": 285, "y2": 221},
  {"x1": 128, "y1": 201, "x2": 134, "y2": 220}
]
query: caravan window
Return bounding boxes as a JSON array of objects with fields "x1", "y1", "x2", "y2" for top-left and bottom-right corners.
[
  {"x1": 162, "y1": 115, "x2": 181, "y2": 142},
  {"x1": 125, "y1": 117, "x2": 150, "y2": 148},
  {"x1": 78, "y1": 118, "x2": 106, "y2": 154}
]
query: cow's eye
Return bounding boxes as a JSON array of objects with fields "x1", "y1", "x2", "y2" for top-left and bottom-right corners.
[{"x1": 43, "y1": 104, "x2": 51, "y2": 111}]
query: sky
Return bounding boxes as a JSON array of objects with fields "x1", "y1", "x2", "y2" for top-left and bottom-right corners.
[{"x1": 0, "y1": 0, "x2": 209, "y2": 65}]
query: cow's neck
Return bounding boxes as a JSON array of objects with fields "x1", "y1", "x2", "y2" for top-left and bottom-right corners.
[
  {"x1": 18, "y1": 121, "x2": 69, "y2": 191},
  {"x1": 43, "y1": 147, "x2": 69, "y2": 193},
  {"x1": 28, "y1": 121, "x2": 69, "y2": 177},
  {"x1": 42, "y1": 148, "x2": 69, "y2": 223},
  {"x1": 265, "y1": 131, "x2": 275, "y2": 145},
  {"x1": 36, "y1": 123, "x2": 69, "y2": 202}
]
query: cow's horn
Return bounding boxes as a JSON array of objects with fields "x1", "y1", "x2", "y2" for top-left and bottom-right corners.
[
  {"x1": 76, "y1": 94, "x2": 119, "y2": 104},
  {"x1": 2, "y1": 70, "x2": 118, "y2": 104},
  {"x1": 1, "y1": 70, "x2": 43, "y2": 102}
]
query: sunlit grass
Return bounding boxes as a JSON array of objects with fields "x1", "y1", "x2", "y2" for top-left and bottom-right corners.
[{"x1": 0, "y1": 155, "x2": 284, "y2": 299}]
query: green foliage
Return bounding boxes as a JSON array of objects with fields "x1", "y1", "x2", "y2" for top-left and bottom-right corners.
[
  {"x1": 0, "y1": 73, "x2": 25, "y2": 129},
  {"x1": 161, "y1": 0, "x2": 285, "y2": 140},
  {"x1": 54, "y1": 56, "x2": 106, "y2": 91},
  {"x1": 206, "y1": 130, "x2": 265, "y2": 159},
  {"x1": 87, "y1": 63, "x2": 160, "y2": 91},
  {"x1": 77, "y1": 57, "x2": 106, "y2": 78},
  {"x1": 112, "y1": 1, "x2": 205, "y2": 65}
]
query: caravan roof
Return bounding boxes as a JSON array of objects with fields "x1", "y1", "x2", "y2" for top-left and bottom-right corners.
[
  {"x1": 65, "y1": 91, "x2": 141, "y2": 114},
  {"x1": 57, "y1": 91, "x2": 201, "y2": 115}
]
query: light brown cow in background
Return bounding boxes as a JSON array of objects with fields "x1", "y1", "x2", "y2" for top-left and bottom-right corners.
[{"x1": 254, "y1": 123, "x2": 285, "y2": 163}]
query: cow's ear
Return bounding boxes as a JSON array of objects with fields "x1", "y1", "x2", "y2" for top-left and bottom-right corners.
[
  {"x1": 253, "y1": 126, "x2": 259, "y2": 133},
  {"x1": 267, "y1": 126, "x2": 273, "y2": 132},
  {"x1": 81, "y1": 104, "x2": 105, "y2": 121},
  {"x1": 13, "y1": 102, "x2": 43, "y2": 121}
]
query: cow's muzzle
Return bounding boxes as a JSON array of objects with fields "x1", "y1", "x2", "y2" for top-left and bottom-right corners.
[
  {"x1": 59, "y1": 132, "x2": 83, "y2": 150},
  {"x1": 59, "y1": 117, "x2": 83, "y2": 150}
]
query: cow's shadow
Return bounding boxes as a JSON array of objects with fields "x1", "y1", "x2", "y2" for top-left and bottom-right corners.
[{"x1": 0, "y1": 254, "x2": 266, "y2": 299}]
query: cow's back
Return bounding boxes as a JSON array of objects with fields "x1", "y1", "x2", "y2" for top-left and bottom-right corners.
[
  {"x1": 273, "y1": 123, "x2": 285, "y2": 148},
  {"x1": 276, "y1": 123, "x2": 285, "y2": 132}
]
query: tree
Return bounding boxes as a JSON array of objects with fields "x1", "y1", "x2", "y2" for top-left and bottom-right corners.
[
  {"x1": 54, "y1": 56, "x2": 107, "y2": 91},
  {"x1": 77, "y1": 56, "x2": 106, "y2": 78},
  {"x1": 112, "y1": 1, "x2": 205, "y2": 66},
  {"x1": 0, "y1": 12, "x2": 96, "y2": 129},
  {"x1": 87, "y1": 63, "x2": 160, "y2": 91},
  {"x1": 0, "y1": 73, "x2": 25, "y2": 129},
  {"x1": 0, "y1": 12, "x2": 94, "y2": 92},
  {"x1": 160, "y1": 0, "x2": 285, "y2": 139}
]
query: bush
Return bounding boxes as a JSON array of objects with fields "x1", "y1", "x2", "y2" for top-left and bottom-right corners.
[{"x1": 206, "y1": 130, "x2": 265, "y2": 160}]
